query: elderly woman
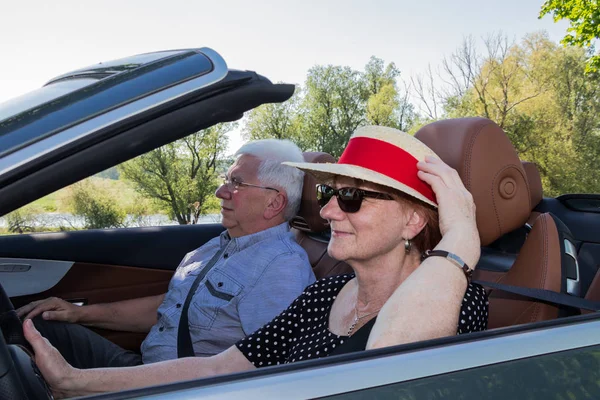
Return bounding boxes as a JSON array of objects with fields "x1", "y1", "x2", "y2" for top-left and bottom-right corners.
[{"x1": 24, "y1": 126, "x2": 486, "y2": 398}]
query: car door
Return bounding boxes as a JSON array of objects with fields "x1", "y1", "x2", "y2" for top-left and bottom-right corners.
[
  {"x1": 78, "y1": 313, "x2": 600, "y2": 399},
  {"x1": 536, "y1": 195, "x2": 600, "y2": 297}
]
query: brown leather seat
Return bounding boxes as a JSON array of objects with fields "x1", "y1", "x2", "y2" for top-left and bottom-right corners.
[
  {"x1": 415, "y1": 117, "x2": 563, "y2": 328},
  {"x1": 522, "y1": 161, "x2": 543, "y2": 225},
  {"x1": 290, "y1": 152, "x2": 353, "y2": 279},
  {"x1": 584, "y1": 272, "x2": 600, "y2": 314}
]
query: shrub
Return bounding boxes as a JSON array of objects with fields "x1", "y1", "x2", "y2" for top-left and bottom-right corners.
[{"x1": 71, "y1": 182, "x2": 126, "y2": 229}]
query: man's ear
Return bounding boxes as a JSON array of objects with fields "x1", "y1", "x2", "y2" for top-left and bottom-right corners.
[
  {"x1": 402, "y1": 209, "x2": 427, "y2": 240},
  {"x1": 264, "y1": 192, "x2": 287, "y2": 220}
]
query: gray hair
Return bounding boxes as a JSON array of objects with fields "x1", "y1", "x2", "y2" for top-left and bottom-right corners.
[{"x1": 235, "y1": 139, "x2": 305, "y2": 221}]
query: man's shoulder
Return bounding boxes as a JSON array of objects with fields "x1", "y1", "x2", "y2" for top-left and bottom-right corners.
[
  {"x1": 245, "y1": 228, "x2": 307, "y2": 259},
  {"x1": 241, "y1": 233, "x2": 314, "y2": 283}
]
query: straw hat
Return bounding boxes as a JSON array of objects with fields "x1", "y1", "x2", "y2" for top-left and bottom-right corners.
[{"x1": 283, "y1": 125, "x2": 438, "y2": 208}]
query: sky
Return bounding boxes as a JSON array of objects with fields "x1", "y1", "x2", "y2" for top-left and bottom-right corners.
[{"x1": 1, "y1": 0, "x2": 569, "y2": 154}]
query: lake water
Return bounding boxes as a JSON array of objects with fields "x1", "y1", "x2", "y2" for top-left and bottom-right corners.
[{"x1": 0, "y1": 213, "x2": 222, "y2": 229}]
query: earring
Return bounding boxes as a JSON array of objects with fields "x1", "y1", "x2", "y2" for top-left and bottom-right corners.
[{"x1": 404, "y1": 238, "x2": 412, "y2": 254}]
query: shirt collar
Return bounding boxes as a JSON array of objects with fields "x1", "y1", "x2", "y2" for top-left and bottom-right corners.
[{"x1": 219, "y1": 222, "x2": 290, "y2": 251}]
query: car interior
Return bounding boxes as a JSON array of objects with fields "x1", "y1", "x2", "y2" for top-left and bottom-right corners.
[
  {"x1": 3, "y1": 114, "x2": 600, "y2": 398},
  {"x1": 5, "y1": 115, "x2": 600, "y2": 347},
  {"x1": 292, "y1": 117, "x2": 589, "y2": 329}
]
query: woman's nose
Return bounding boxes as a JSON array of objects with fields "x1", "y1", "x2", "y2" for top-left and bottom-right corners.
[{"x1": 320, "y1": 195, "x2": 343, "y2": 220}]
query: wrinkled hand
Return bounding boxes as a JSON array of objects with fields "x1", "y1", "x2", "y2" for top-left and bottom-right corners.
[
  {"x1": 23, "y1": 319, "x2": 79, "y2": 399},
  {"x1": 417, "y1": 156, "x2": 479, "y2": 264},
  {"x1": 17, "y1": 297, "x2": 80, "y2": 322}
]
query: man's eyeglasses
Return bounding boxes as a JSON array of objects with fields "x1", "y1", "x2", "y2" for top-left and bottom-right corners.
[
  {"x1": 222, "y1": 177, "x2": 280, "y2": 193},
  {"x1": 316, "y1": 184, "x2": 394, "y2": 213}
]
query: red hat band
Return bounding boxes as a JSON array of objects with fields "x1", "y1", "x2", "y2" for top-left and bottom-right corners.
[{"x1": 337, "y1": 136, "x2": 436, "y2": 204}]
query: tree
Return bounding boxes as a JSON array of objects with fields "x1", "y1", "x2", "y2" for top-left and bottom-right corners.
[
  {"x1": 119, "y1": 124, "x2": 233, "y2": 225},
  {"x1": 363, "y1": 56, "x2": 400, "y2": 97},
  {"x1": 442, "y1": 33, "x2": 549, "y2": 130},
  {"x1": 363, "y1": 56, "x2": 417, "y2": 131},
  {"x1": 243, "y1": 87, "x2": 310, "y2": 149},
  {"x1": 300, "y1": 65, "x2": 367, "y2": 157},
  {"x1": 431, "y1": 32, "x2": 600, "y2": 196},
  {"x1": 71, "y1": 182, "x2": 126, "y2": 229},
  {"x1": 540, "y1": 0, "x2": 600, "y2": 72},
  {"x1": 243, "y1": 57, "x2": 417, "y2": 156},
  {"x1": 6, "y1": 208, "x2": 39, "y2": 233}
]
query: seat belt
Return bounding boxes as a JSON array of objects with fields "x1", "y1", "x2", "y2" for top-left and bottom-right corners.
[
  {"x1": 177, "y1": 244, "x2": 229, "y2": 358},
  {"x1": 474, "y1": 280, "x2": 600, "y2": 311}
]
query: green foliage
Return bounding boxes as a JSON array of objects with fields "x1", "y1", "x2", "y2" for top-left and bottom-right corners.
[
  {"x1": 244, "y1": 57, "x2": 416, "y2": 158},
  {"x1": 71, "y1": 181, "x2": 126, "y2": 229},
  {"x1": 5, "y1": 208, "x2": 39, "y2": 234},
  {"x1": 95, "y1": 167, "x2": 120, "y2": 180},
  {"x1": 242, "y1": 88, "x2": 309, "y2": 148},
  {"x1": 300, "y1": 64, "x2": 367, "y2": 157},
  {"x1": 34, "y1": 194, "x2": 58, "y2": 212},
  {"x1": 437, "y1": 32, "x2": 600, "y2": 196},
  {"x1": 119, "y1": 124, "x2": 233, "y2": 225},
  {"x1": 540, "y1": 0, "x2": 600, "y2": 72}
]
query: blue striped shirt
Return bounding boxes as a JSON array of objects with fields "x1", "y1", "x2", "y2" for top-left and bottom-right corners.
[{"x1": 141, "y1": 222, "x2": 315, "y2": 363}]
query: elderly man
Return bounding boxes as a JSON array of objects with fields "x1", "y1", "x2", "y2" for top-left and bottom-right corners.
[{"x1": 17, "y1": 138, "x2": 315, "y2": 368}]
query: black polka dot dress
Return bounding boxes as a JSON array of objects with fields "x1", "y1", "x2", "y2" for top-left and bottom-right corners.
[{"x1": 236, "y1": 274, "x2": 488, "y2": 367}]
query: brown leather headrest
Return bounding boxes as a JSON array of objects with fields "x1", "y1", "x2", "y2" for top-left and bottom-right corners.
[
  {"x1": 290, "y1": 152, "x2": 335, "y2": 233},
  {"x1": 522, "y1": 161, "x2": 543, "y2": 209},
  {"x1": 415, "y1": 118, "x2": 531, "y2": 246}
]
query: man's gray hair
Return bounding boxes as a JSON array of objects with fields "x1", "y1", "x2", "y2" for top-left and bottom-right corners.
[{"x1": 235, "y1": 139, "x2": 305, "y2": 221}]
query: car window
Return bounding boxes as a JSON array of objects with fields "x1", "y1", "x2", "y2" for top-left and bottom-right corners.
[
  {"x1": 324, "y1": 344, "x2": 600, "y2": 399},
  {"x1": 0, "y1": 123, "x2": 237, "y2": 234}
]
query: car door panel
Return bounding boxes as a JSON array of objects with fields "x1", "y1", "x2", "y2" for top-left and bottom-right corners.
[
  {"x1": 11, "y1": 263, "x2": 172, "y2": 309},
  {"x1": 1, "y1": 223, "x2": 225, "y2": 351},
  {"x1": 537, "y1": 197, "x2": 600, "y2": 244},
  {"x1": 0, "y1": 223, "x2": 224, "y2": 269},
  {"x1": 536, "y1": 196, "x2": 600, "y2": 294},
  {"x1": 11, "y1": 262, "x2": 173, "y2": 351},
  {"x1": 0, "y1": 258, "x2": 73, "y2": 296}
]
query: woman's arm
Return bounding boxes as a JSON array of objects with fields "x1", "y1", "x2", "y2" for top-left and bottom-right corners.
[
  {"x1": 368, "y1": 156, "x2": 480, "y2": 349},
  {"x1": 23, "y1": 319, "x2": 255, "y2": 399}
]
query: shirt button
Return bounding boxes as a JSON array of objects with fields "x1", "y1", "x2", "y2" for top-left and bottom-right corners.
[
  {"x1": 176, "y1": 303, "x2": 182, "y2": 308},
  {"x1": 224, "y1": 253, "x2": 229, "y2": 259},
  {"x1": 218, "y1": 282, "x2": 224, "y2": 288},
  {"x1": 159, "y1": 326, "x2": 165, "y2": 332}
]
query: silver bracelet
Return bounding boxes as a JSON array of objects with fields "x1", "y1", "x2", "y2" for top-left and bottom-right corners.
[{"x1": 421, "y1": 249, "x2": 473, "y2": 283}]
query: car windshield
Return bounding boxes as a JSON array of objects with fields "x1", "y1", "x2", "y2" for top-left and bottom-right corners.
[
  {"x1": 0, "y1": 50, "x2": 212, "y2": 159},
  {"x1": 0, "y1": 50, "x2": 188, "y2": 126},
  {"x1": 0, "y1": 78, "x2": 97, "y2": 123}
]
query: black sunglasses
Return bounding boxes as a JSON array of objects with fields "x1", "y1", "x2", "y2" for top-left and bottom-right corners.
[{"x1": 316, "y1": 184, "x2": 395, "y2": 213}]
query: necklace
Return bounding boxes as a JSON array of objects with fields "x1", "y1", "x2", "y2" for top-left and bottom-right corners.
[{"x1": 346, "y1": 304, "x2": 382, "y2": 336}]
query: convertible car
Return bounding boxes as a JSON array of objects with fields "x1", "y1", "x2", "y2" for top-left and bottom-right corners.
[{"x1": 1, "y1": 48, "x2": 600, "y2": 399}]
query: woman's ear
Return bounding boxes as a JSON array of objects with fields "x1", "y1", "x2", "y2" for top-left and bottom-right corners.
[{"x1": 403, "y1": 209, "x2": 427, "y2": 240}]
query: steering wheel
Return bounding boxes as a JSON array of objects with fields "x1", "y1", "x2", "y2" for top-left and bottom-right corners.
[{"x1": 0, "y1": 283, "x2": 53, "y2": 399}]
